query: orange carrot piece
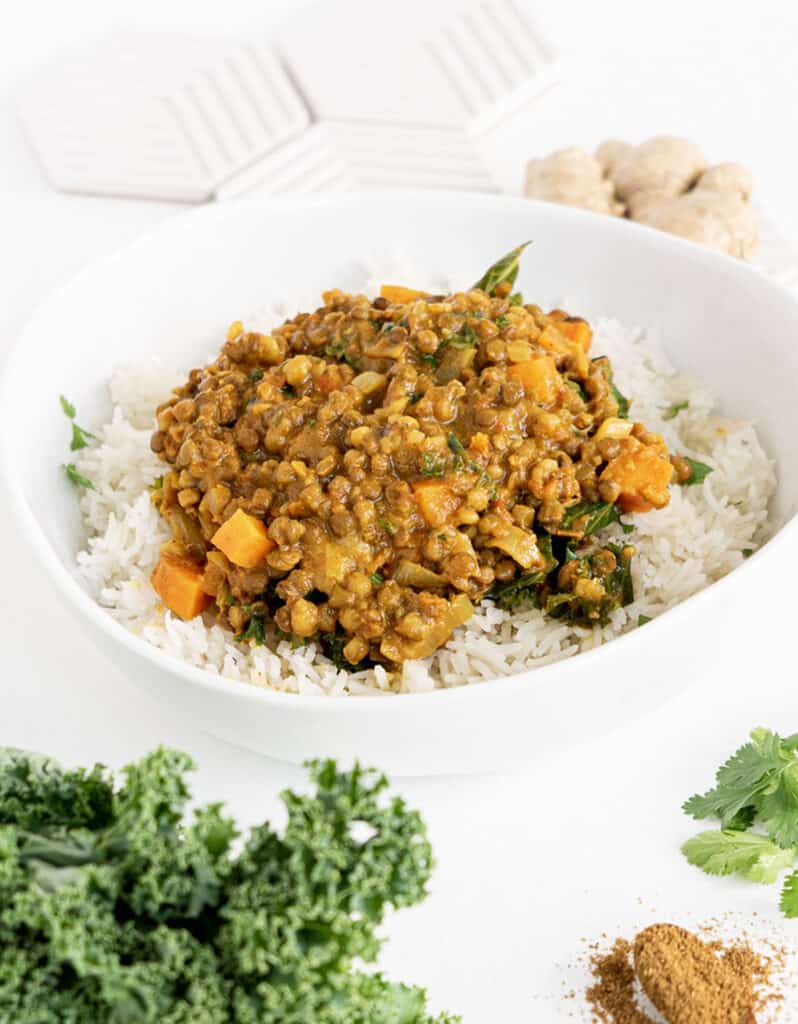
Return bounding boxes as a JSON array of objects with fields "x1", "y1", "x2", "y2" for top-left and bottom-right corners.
[
  {"x1": 508, "y1": 355, "x2": 562, "y2": 404},
  {"x1": 380, "y1": 284, "x2": 427, "y2": 304},
  {"x1": 412, "y1": 479, "x2": 462, "y2": 528},
  {"x1": 212, "y1": 508, "x2": 275, "y2": 568},
  {"x1": 557, "y1": 319, "x2": 593, "y2": 351},
  {"x1": 151, "y1": 555, "x2": 211, "y2": 620},
  {"x1": 601, "y1": 444, "x2": 674, "y2": 514}
]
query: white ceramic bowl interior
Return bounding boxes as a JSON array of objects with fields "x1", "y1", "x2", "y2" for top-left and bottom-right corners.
[{"x1": 3, "y1": 193, "x2": 798, "y2": 775}]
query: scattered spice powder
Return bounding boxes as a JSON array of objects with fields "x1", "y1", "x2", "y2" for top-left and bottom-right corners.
[
  {"x1": 586, "y1": 938, "x2": 652, "y2": 1024},
  {"x1": 585, "y1": 923, "x2": 786, "y2": 1024}
]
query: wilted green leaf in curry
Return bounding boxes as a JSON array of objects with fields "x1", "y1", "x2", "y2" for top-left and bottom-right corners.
[
  {"x1": 489, "y1": 533, "x2": 558, "y2": 609},
  {"x1": 606, "y1": 543, "x2": 634, "y2": 606},
  {"x1": 321, "y1": 632, "x2": 377, "y2": 673},
  {"x1": 559, "y1": 500, "x2": 622, "y2": 537},
  {"x1": 610, "y1": 381, "x2": 630, "y2": 418},
  {"x1": 489, "y1": 568, "x2": 548, "y2": 610},
  {"x1": 236, "y1": 613, "x2": 265, "y2": 645},
  {"x1": 472, "y1": 241, "x2": 532, "y2": 296},
  {"x1": 538, "y1": 541, "x2": 634, "y2": 626}
]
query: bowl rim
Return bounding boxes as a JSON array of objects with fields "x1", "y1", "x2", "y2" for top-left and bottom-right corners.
[{"x1": 2, "y1": 189, "x2": 795, "y2": 711}]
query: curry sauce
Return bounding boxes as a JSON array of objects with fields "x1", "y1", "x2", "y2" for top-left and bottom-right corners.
[{"x1": 149, "y1": 247, "x2": 675, "y2": 668}]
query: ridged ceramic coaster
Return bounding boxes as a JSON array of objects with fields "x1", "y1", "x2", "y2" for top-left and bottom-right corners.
[
  {"x1": 216, "y1": 122, "x2": 496, "y2": 199},
  {"x1": 17, "y1": 3, "x2": 556, "y2": 201},
  {"x1": 215, "y1": 125, "x2": 353, "y2": 198},
  {"x1": 277, "y1": 0, "x2": 558, "y2": 134},
  {"x1": 17, "y1": 33, "x2": 310, "y2": 201}
]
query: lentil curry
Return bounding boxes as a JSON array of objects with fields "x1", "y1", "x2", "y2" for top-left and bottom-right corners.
[{"x1": 150, "y1": 245, "x2": 690, "y2": 670}]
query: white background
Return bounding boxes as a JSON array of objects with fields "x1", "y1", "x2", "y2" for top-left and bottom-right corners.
[{"x1": 2, "y1": 2, "x2": 798, "y2": 1020}]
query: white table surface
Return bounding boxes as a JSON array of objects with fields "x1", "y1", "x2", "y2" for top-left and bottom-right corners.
[{"x1": 2, "y1": 3, "x2": 798, "y2": 1020}]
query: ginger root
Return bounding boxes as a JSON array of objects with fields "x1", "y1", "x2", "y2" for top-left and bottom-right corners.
[
  {"x1": 524, "y1": 135, "x2": 758, "y2": 260},
  {"x1": 610, "y1": 136, "x2": 706, "y2": 203},
  {"x1": 524, "y1": 148, "x2": 623, "y2": 216},
  {"x1": 634, "y1": 188, "x2": 758, "y2": 260}
]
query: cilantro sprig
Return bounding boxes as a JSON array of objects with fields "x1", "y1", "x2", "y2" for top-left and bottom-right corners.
[
  {"x1": 664, "y1": 400, "x2": 689, "y2": 420},
  {"x1": 682, "y1": 727, "x2": 798, "y2": 916},
  {"x1": 683, "y1": 830, "x2": 796, "y2": 884},
  {"x1": 60, "y1": 394, "x2": 97, "y2": 492},
  {"x1": 63, "y1": 463, "x2": 96, "y2": 491},
  {"x1": 680, "y1": 457, "x2": 714, "y2": 486},
  {"x1": 60, "y1": 394, "x2": 96, "y2": 451}
]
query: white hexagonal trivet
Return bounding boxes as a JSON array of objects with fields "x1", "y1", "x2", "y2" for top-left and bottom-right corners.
[
  {"x1": 17, "y1": 32, "x2": 310, "y2": 201},
  {"x1": 277, "y1": 0, "x2": 558, "y2": 134},
  {"x1": 216, "y1": 121, "x2": 496, "y2": 199}
]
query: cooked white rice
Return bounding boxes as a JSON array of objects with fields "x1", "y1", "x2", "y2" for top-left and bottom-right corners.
[{"x1": 74, "y1": 276, "x2": 776, "y2": 696}]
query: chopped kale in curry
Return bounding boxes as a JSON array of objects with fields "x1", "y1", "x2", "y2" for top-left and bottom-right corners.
[{"x1": 149, "y1": 246, "x2": 684, "y2": 667}]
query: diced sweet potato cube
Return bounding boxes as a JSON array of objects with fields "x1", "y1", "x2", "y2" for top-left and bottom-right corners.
[
  {"x1": 316, "y1": 370, "x2": 345, "y2": 396},
  {"x1": 412, "y1": 479, "x2": 462, "y2": 528},
  {"x1": 557, "y1": 319, "x2": 593, "y2": 351},
  {"x1": 212, "y1": 508, "x2": 275, "y2": 568},
  {"x1": 380, "y1": 284, "x2": 427, "y2": 304},
  {"x1": 508, "y1": 355, "x2": 562, "y2": 404},
  {"x1": 536, "y1": 326, "x2": 571, "y2": 357},
  {"x1": 226, "y1": 319, "x2": 244, "y2": 342},
  {"x1": 601, "y1": 442, "x2": 674, "y2": 513},
  {"x1": 151, "y1": 555, "x2": 211, "y2": 620}
]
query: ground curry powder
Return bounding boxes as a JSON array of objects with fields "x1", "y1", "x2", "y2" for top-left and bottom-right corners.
[
  {"x1": 586, "y1": 922, "x2": 782, "y2": 1023},
  {"x1": 633, "y1": 924, "x2": 754, "y2": 1023}
]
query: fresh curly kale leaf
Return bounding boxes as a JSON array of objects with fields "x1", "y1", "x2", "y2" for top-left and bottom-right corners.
[
  {"x1": 0, "y1": 747, "x2": 114, "y2": 831},
  {"x1": 0, "y1": 747, "x2": 455, "y2": 1024}
]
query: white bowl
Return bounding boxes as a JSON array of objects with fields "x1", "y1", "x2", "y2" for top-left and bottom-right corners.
[{"x1": 3, "y1": 193, "x2": 798, "y2": 775}]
